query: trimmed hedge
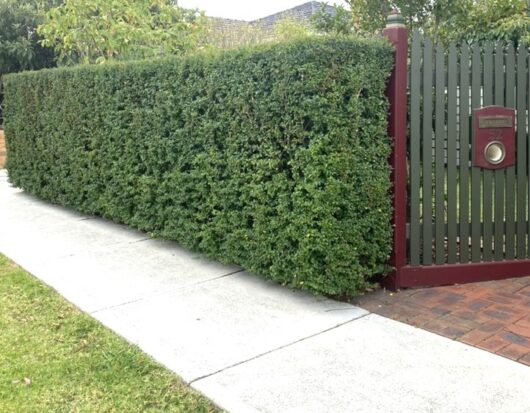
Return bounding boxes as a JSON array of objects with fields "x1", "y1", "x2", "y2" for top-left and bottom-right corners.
[{"x1": 3, "y1": 37, "x2": 393, "y2": 295}]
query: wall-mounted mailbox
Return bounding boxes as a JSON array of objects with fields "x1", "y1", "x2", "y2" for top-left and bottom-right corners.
[{"x1": 473, "y1": 106, "x2": 516, "y2": 170}]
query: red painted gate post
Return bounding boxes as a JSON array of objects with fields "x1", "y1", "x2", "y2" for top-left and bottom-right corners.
[{"x1": 383, "y1": 10, "x2": 408, "y2": 290}]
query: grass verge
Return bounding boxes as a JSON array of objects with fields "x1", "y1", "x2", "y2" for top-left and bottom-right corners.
[{"x1": 0, "y1": 254, "x2": 220, "y2": 413}]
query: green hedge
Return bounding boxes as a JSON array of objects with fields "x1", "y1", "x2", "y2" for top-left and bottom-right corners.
[{"x1": 3, "y1": 37, "x2": 393, "y2": 295}]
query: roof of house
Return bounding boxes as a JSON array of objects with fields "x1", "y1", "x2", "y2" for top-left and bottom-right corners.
[
  {"x1": 210, "y1": 17, "x2": 248, "y2": 32},
  {"x1": 210, "y1": 1, "x2": 335, "y2": 32},
  {"x1": 251, "y1": 1, "x2": 335, "y2": 30}
]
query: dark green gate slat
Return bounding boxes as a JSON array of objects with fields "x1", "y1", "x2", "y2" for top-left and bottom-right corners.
[
  {"x1": 517, "y1": 45, "x2": 528, "y2": 259},
  {"x1": 459, "y1": 42, "x2": 471, "y2": 263},
  {"x1": 422, "y1": 38, "x2": 434, "y2": 265},
  {"x1": 471, "y1": 43, "x2": 482, "y2": 262},
  {"x1": 525, "y1": 50, "x2": 530, "y2": 257},
  {"x1": 435, "y1": 45, "x2": 446, "y2": 264},
  {"x1": 494, "y1": 44, "x2": 505, "y2": 260},
  {"x1": 505, "y1": 44, "x2": 516, "y2": 260},
  {"x1": 409, "y1": 32, "x2": 422, "y2": 266},
  {"x1": 447, "y1": 44, "x2": 458, "y2": 263},
  {"x1": 482, "y1": 43, "x2": 494, "y2": 261}
]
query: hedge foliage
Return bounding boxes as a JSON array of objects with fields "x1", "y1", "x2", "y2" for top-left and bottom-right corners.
[{"x1": 3, "y1": 37, "x2": 393, "y2": 295}]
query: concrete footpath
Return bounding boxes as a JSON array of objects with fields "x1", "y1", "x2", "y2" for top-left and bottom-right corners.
[{"x1": 1, "y1": 169, "x2": 530, "y2": 413}]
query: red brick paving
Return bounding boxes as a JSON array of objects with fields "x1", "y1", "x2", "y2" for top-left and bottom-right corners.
[{"x1": 351, "y1": 276, "x2": 530, "y2": 365}]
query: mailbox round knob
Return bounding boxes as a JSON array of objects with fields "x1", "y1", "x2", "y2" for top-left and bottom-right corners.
[{"x1": 484, "y1": 141, "x2": 506, "y2": 165}]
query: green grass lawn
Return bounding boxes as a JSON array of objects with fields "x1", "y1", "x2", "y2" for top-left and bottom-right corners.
[{"x1": 0, "y1": 254, "x2": 221, "y2": 413}]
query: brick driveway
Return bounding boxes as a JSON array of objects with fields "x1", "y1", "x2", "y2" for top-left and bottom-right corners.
[{"x1": 352, "y1": 276, "x2": 530, "y2": 366}]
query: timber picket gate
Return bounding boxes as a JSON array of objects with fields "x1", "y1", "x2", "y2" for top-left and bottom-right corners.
[{"x1": 384, "y1": 11, "x2": 530, "y2": 289}]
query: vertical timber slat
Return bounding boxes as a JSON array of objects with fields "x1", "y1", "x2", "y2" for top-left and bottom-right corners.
[
  {"x1": 483, "y1": 43, "x2": 494, "y2": 261},
  {"x1": 517, "y1": 46, "x2": 527, "y2": 259},
  {"x1": 409, "y1": 32, "x2": 422, "y2": 266},
  {"x1": 516, "y1": 45, "x2": 528, "y2": 259},
  {"x1": 435, "y1": 45, "x2": 446, "y2": 264},
  {"x1": 471, "y1": 43, "x2": 482, "y2": 262},
  {"x1": 447, "y1": 44, "x2": 458, "y2": 263},
  {"x1": 494, "y1": 44, "x2": 505, "y2": 261},
  {"x1": 505, "y1": 44, "x2": 516, "y2": 260},
  {"x1": 459, "y1": 42, "x2": 471, "y2": 263},
  {"x1": 422, "y1": 38, "x2": 434, "y2": 265},
  {"x1": 527, "y1": 47, "x2": 530, "y2": 258}
]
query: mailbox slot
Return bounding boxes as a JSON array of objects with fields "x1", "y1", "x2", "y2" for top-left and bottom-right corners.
[{"x1": 473, "y1": 106, "x2": 516, "y2": 170}]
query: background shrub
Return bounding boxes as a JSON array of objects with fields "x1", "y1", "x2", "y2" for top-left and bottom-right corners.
[{"x1": 4, "y1": 37, "x2": 393, "y2": 295}]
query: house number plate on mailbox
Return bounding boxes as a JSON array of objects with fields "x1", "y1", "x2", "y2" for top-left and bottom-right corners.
[
  {"x1": 478, "y1": 116, "x2": 513, "y2": 129},
  {"x1": 473, "y1": 106, "x2": 516, "y2": 170}
]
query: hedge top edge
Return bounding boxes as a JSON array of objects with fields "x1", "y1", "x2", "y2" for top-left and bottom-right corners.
[{"x1": 3, "y1": 35, "x2": 392, "y2": 80}]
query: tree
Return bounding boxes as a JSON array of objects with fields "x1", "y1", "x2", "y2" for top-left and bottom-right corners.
[
  {"x1": 312, "y1": 1, "x2": 530, "y2": 45},
  {"x1": 272, "y1": 18, "x2": 312, "y2": 42},
  {"x1": 312, "y1": 4, "x2": 354, "y2": 35},
  {"x1": 312, "y1": 0, "x2": 433, "y2": 35},
  {"x1": 0, "y1": 0, "x2": 59, "y2": 124},
  {"x1": 0, "y1": 0, "x2": 58, "y2": 75},
  {"x1": 37, "y1": 0, "x2": 208, "y2": 65},
  {"x1": 434, "y1": 0, "x2": 530, "y2": 45}
]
